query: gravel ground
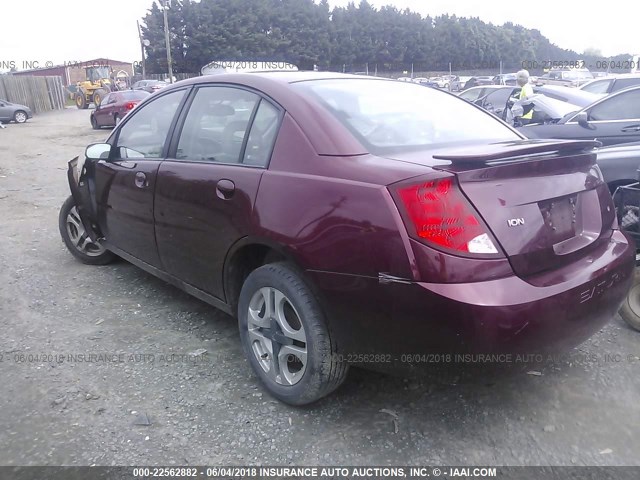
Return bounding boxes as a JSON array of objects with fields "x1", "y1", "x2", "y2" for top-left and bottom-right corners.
[{"x1": 0, "y1": 108, "x2": 639, "y2": 467}]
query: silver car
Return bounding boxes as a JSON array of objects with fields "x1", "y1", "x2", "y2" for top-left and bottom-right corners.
[{"x1": 0, "y1": 99, "x2": 33, "y2": 124}]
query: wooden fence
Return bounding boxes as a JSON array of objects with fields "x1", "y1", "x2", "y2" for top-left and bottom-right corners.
[{"x1": 0, "y1": 75, "x2": 66, "y2": 114}]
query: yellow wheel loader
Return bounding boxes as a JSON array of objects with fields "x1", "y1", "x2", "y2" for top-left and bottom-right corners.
[{"x1": 75, "y1": 66, "x2": 113, "y2": 109}]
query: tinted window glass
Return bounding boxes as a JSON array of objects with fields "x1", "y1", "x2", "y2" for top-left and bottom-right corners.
[
  {"x1": 483, "y1": 89, "x2": 513, "y2": 109},
  {"x1": 98, "y1": 94, "x2": 110, "y2": 106},
  {"x1": 582, "y1": 79, "x2": 613, "y2": 94},
  {"x1": 120, "y1": 91, "x2": 150, "y2": 101},
  {"x1": 176, "y1": 86, "x2": 260, "y2": 163},
  {"x1": 116, "y1": 89, "x2": 186, "y2": 158},
  {"x1": 459, "y1": 88, "x2": 483, "y2": 102},
  {"x1": 243, "y1": 100, "x2": 280, "y2": 166},
  {"x1": 589, "y1": 89, "x2": 640, "y2": 121},
  {"x1": 612, "y1": 78, "x2": 640, "y2": 92},
  {"x1": 294, "y1": 79, "x2": 519, "y2": 152}
]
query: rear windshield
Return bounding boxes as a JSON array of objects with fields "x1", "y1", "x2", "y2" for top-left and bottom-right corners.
[
  {"x1": 120, "y1": 91, "x2": 150, "y2": 101},
  {"x1": 293, "y1": 79, "x2": 520, "y2": 153}
]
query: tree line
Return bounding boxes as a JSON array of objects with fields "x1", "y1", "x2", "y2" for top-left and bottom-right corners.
[{"x1": 140, "y1": 0, "x2": 630, "y2": 74}]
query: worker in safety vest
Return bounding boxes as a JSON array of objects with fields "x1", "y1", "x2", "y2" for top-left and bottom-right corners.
[{"x1": 516, "y1": 69, "x2": 534, "y2": 125}]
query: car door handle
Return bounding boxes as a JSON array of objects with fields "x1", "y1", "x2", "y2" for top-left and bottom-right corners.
[
  {"x1": 621, "y1": 125, "x2": 640, "y2": 132},
  {"x1": 134, "y1": 171, "x2": 148, "y2": 188},
  {"x1": 216, "y1": 179, "x2": 235, "y2": 200}
]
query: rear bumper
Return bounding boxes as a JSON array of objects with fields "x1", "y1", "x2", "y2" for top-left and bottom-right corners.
[{"x1": 309, "y1": 230, "x2": 635, "y2": 359}]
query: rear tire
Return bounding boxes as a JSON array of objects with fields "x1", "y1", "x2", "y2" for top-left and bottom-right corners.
[
  {"x1": 620, "y1": 267, "x2": 640, "y2": 331},
  {"x1": 58, "y1": 196, "x2": 115, "y2": 265},
  {"x1": 114, "y1": 114, "x2": 120, "y2": 126},
  {"x1": 13, "y1": 110, "x2": 28, "y2": 123},
  {"x1": 238, "y1": 262, "x2": 348, "y2": 405}
]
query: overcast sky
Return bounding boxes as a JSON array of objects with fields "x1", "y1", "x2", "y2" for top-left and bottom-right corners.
[{"x1": 1, "y1": 0, "x2": 636, "y2": 69}]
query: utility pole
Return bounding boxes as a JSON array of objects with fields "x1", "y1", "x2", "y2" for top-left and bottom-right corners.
[
  {"x1": 161, "y1": 0, "x2": 173, "y2": 83},
  {"x1": 137, "y1": 20, "x2": 147, "y2": 80}
]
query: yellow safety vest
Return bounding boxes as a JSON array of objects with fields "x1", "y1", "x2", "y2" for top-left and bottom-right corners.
[{"x1": 519, "y1": 84, "x2": 533, "y2": 119}]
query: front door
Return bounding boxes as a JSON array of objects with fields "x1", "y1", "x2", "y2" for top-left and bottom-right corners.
[
  {"x1": 95, "y1": 88, "x2": 188, "y2": 267},
  {"x1": 155, "y1": 85, "x2": 282, "y2": 299}
]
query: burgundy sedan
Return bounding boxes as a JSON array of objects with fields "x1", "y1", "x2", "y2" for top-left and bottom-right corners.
[
  {"x1": 60, "y1": 72, "x2": 634, "y2": 405},
  {"x1": 90, "y1": 90, "x2": 150, "y2": 129}
]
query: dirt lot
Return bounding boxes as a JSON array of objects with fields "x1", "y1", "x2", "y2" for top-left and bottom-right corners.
[{"x1": 0, "y1": 108, "x2": 639, "y2": 467}]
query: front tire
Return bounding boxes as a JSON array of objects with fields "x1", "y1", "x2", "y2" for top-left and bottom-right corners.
[
  {"x1": 58, "y1": 196, "x2": 115, "y2": 265},
  {"x1": 90, "y1": 115, "x2": 99, "y2": 130},
  {"x1": 75, "y1": 92, "x2": 87, "y2": 109},
  {"x1": 238, "y1": 262, "x2": 348, "y2": 405},
  {"x1": 620, "y1": 268, "x2": 640, "y2": 331}
]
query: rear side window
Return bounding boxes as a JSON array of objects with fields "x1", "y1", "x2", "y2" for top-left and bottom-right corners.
[
  {"x1": 116, "y1": 89, "x2": 186, "y2": 158},
  {"x1": 121, "y1": 90, "x2": 150, "y2": 101},
  {"x1": 242, "y1": 100, "x2": 280, "y2": 166},
  {"x1": 176, "y1": 86, "x2": 261, "y2": 164}
]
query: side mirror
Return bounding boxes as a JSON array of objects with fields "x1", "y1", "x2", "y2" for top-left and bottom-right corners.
[
  {"x1": 575, "y1": 111, "x2": 590, "y2": 128},
  {"x1": 85, "y1": 143, "x2": 112, "y2": 160}
]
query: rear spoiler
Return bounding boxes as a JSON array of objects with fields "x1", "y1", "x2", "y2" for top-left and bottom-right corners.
[{"x1": 433, "y1": 139, "x2": 601, "y2": 164}]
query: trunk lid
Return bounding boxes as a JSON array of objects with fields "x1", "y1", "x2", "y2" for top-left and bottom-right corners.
[{"x1": 386, "y1": 140, "x2": 616, "y2": 278}]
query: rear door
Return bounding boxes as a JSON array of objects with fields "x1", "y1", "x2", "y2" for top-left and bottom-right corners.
[
  {"x1": 94, "y1": 88, "x2": 188, "y2": 267},
  {"x1": 155, "y1": 85, "x2": 282, "y2": 299}
]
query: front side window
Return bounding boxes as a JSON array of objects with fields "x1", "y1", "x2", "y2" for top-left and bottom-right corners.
[
  {"x1": 115, "y1": 89, "x2": 186, "y2": 158},
  {"x1": 176, "y1": 86, "x2": 260, "y2": 164},
  {"x1": 588, "y1": 89, "x2": 640, "y2": 121},
  {"x1": 294, "y1": 79, "x2": 520, "y2": 153}
]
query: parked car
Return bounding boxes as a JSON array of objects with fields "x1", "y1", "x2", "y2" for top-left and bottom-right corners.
[
  {"x1": 463, "y1": 76, "x2": 494, "y2": 90},
  {"x1": 415, "y1": 78, "x2": 439, "y2": 88},
  {"x1": 520, "y1": 85, "x2": 640, "y2": 146},
  {"x1": 132, "y1": 80, "x2": 168, "y2": 93},
  {"x1": 533, "y1": 85, "x2": 602, "y2": 108},
  {"x1": 580, "y1": 74, "x2": 640, "y2": 95},
  {"x1": 59, "y1": 72, "x2": 634, "y2": 405},
  {"x1": 536, "y1": 68, "x2": 594, "y2": 87},
  {"x1": 90, "y1": 90, "x2": 150, "y2": 129},
  {"x1": 396, "y1": 76, "x2": 413, "y2": 82},
  {"x1": 596, "y1": 141, "x2": 640, "y2": 193},
  {"x1": 0, "y1": 99, "x2": 33, "y2": 124},
  {"x1": 493, "y1": 73, "x2": 517, "y2": 86},
  {"x1": 428, "y1": 76, "x2": 450, "y2": 89},
  {"x1": 460, "y1": 85, "x2": 598, "y2": 121}
]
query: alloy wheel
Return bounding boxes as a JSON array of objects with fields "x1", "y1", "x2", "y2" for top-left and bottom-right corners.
[
  {"x1": 247, "y1": 287, "x2": 307, "y2": 385},
  {"x1": 14, "y1": 112, "x2": 27, "y2": 123},
  {"x1": 65, "y1": 206, "x2": 106, "y2": 257}
]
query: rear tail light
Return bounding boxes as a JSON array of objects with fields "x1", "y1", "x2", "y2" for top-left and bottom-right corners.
[
  {"x1": 396, "y1": 177, "x2": 501, "y2": 256},
  {"x1": 126, "y1": 102, "x2": 135, "y2": 110}
]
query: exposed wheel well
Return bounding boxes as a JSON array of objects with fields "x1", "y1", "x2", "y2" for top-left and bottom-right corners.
[{"x1": 224, "y1": 244, "x2": 287, "y2": 315}]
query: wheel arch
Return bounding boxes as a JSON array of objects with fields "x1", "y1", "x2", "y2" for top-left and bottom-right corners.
[{"x1": 223, "y1": 237, "x2": 307, "y2": 315}]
